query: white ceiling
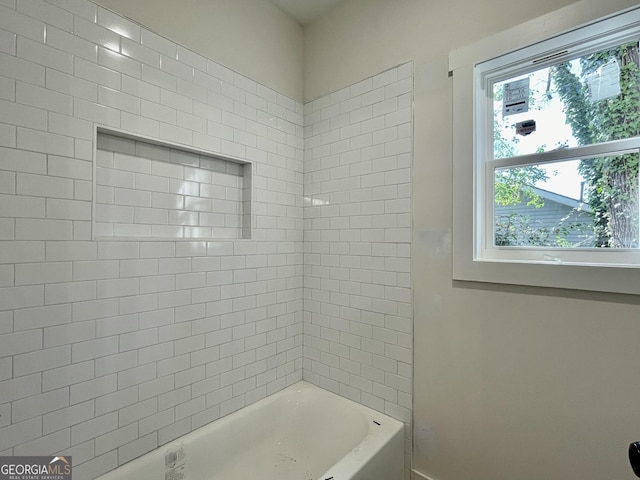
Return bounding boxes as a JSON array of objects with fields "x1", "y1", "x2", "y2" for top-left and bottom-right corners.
[{"x1": 269, "y1": 0, "x2": 345, "y2": 25}]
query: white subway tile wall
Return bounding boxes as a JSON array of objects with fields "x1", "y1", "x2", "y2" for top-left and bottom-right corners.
[
  {"x1": 303, "y1": 63, "x2": 413, "y2": 472},
  {"x1": 0, "y1": 0, "x2": 303, "y2": 478}
]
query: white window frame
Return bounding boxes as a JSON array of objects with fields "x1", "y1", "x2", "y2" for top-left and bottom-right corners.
[{"x1": 450, "y1": 2, "x2": 640, "y2": 294}]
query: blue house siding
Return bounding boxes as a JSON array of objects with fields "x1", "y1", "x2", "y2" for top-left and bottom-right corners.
[{"x1": 494, "y1": 188, "x2": 594, "y2": 246}]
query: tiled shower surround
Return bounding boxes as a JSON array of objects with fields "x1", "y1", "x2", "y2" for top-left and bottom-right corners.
[
  {"x1": 303, "y1": 64, "x2": 413, "y2": 466},
  {"x1": 0, "y1": 1, "x2": 413, "y2": 478}
]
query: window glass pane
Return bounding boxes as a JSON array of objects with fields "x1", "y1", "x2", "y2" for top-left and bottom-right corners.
[
  {"x1": 493, "y1": 40, "x2": 640, "y2": 160},
  {"x1": 494, "y1": 153, "x2": 640, "y2": 248}
]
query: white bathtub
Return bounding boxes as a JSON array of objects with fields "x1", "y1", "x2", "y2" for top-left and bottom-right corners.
[{"x1": 96, "y1": 381, "x2": 404, "y2": 480}]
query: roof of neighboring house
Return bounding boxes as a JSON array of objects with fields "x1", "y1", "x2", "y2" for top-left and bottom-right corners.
[{"x1": 530, "y1": 186, "x2": 590, "y2": 212}]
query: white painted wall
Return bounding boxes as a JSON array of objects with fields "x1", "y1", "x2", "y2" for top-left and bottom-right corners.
[
  {"x1": 93, "y1": 0, "x2": 304, "y2": 102},
  {"x1": 304, "y1": 0, "x2": 640, "y2": 479}
]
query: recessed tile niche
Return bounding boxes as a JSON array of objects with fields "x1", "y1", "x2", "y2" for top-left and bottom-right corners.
[{"x1": 94, "y1": 129, "x2": 252, "y2": 240}]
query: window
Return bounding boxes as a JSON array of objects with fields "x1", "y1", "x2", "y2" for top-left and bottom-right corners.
[{"x1": 451, "y1": 4, "x2": 640, "y2": 294}]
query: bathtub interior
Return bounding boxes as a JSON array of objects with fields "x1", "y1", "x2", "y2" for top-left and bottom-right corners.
[
  {"x1": 96, "y1": 381, "x2": 404, "y2": 480},
  {"x1": 195, "y1": 383, "x2": 376, "y2": 480}
]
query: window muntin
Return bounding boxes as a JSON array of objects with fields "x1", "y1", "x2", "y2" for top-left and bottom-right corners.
[{"x1": 477, "y1": 26, "x2": 640, "y2": 264}]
